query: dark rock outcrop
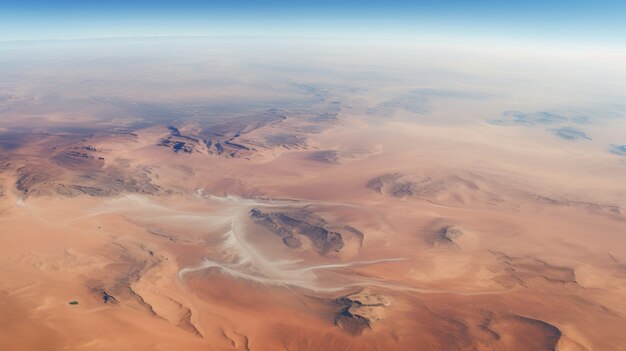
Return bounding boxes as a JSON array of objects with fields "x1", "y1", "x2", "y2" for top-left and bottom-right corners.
[
  {"x1": 50, "y1": 150, "x2": 104, "y2": 170},
  {"x1": 16, "y1": 163, "x2": 160, "y2": 198},
  {"x1": 429, "y1": 225, "x2": 463, "y2": 247},
  {"x1": 250, "y1": 208, "x2": 345, "y2": 255},
  {"x1": 0, "y1": 161, "x2": 10, "y2": 172},
  {"x1": 16, "y1": 165, "x2": 58, "y2": 195},
  {"x1": 366, "y1": 172, "x2": 486, "y2": 206},
  {"x1": 334, "y1": 289, "x2": 391, "y2": 336},
  {"x1": 308, "y1": 150, "x2": 340, "y2": 164}
]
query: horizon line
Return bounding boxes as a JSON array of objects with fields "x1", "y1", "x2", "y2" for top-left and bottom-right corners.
[{"x1": 1, "y1": 33, "x2": 625, "y2": 56}]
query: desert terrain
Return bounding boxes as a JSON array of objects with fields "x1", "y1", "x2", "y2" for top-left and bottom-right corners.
[{"x1": 1, "y1": 38, "x2": 625, "y2": 350}]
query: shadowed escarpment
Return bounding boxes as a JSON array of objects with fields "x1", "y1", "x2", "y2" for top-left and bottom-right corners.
[
  {"x1": 15, "y1": 163, "x2": 161, "y2": 198},
  {"x1": 156, "y1": 106, "x2": 340, "y2": 158},
  {"x1": 428, "y1": 225, "x2": 464, "y2": 248},
  {"x1": 4, "y1": 132, "x2": 162, "y2": 198},
  {"x1": 249, "y1": 208, "x2": 362, "y2": 255},
  {"x1": 334, "y1": 289, "x2": 391, "y2": 336},
  {"x1": 49, "y1": 149, "x2": 105, "y2": 170}
]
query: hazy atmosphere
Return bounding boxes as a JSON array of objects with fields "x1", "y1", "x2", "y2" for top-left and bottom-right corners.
[{"x1": 1, "y1": 1, "x2": 625, "y2": 351}]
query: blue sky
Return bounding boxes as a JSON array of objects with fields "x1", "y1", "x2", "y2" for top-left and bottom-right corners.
[{"x1": 1, "y1": 0, "x2": 625, "y2": 46}]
